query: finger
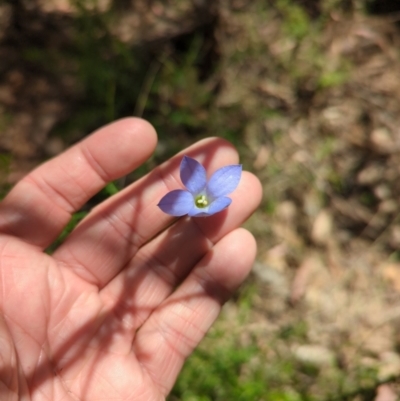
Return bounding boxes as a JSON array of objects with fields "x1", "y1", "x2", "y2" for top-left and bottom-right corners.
[
  {"x1": 0, "y1": 118, "x2": 157, "y2": 248},
  {"x1": 98, "y1": 171, "x2": 261, "y2": 337},
  {"x1": 53, "y1": 137, "x2": 240, "y2": 287},
  {"x1": 133, "y1": 228, "x2": 257, "y2": 395}
]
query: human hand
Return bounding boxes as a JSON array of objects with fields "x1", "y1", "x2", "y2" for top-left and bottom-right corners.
[{"x1": 0, "y1": 118, "x2": 262, "y2": 400}]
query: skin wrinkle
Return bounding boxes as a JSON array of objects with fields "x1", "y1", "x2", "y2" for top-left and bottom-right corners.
[
  {"x1": 45, "y1": 284, "x2": 105, "y2": 392},
  {"x1": 129, "y1": 365, "x2": 165, "y2": 401},
  {"x1": 156, "y1": 300, "x2": 206, "y2": 360},
  {"x1": 9, "y1": 254, "x2": 52, "y2": 359},
  {"x1": 56, "y1": 240, "x2": 109, "y2": 289},
  {"x1": 138, "y1": 220, "x2": 214, "y2": 289},
  {"x1": 135, "y1": 338, "x2": 171, "y2": 398},
  {"x1": 101, "y1": 218, "x2": 215, "y2": 334},
  {"x1": 2, "y1": 312, "x2": 46, "y2": 371},
  {"x1": 54, "y1": 196, "x2": 147, "y2": 289},
  {"x1": 34, "y1": 387, "x2": 52, "y2": 401},
  {"x1": 52, "y1": 159, "x2": 94, "y2": 210},
  {"x1": 191, "y1": 261, "x2": 232, "y2": 304},
  {"x1": 167, "y1": 299, "x2": 205, "y2": 338},
  {"x1": 130, "y1": 197, "x2": 166, "y2": 240},
  {"x1": 121, "y1": 384, "x2": 161, "y2": 401},
  {"x1": 93, "y1": 184, "x2": 151, "y2": 245},
  {"x1": 101, "y1": 254, "x2": 174, "y2": 334},
  {"x1": 0, "y1": 240, "x2": 46, "y2": 305},
  {"x1": 96, "y1": 216, "x2": 137, "y2": 284},
  {"x1": 82, "y1": 369, "x2": 118, "y2": 399},
  {"x1": 105, "y1": 296, "x2": 142, "y2": 334},
  {"x1": 57, "y1": 166, "x2": 181, "y2": 289},
  {"x1": 116, "y1": 261, "x2": 182, "y2": 330},
  {"x1": 45, "y1": 265, "x2": 72, "y2": 334},
  {"x1": 143, "y1": 254, "x2": 183, "y2": 290},
  {"x1": 0, "y1": 215, "x2": 13, "y2": 240},
  {"x1": 52, "y1": 265, "x2": 102, "y2": 345},
  {"x1": 197, "y1": 234, "x2": 252, "y2": 301},
  {"x1": 47, "y1": 287, "x2": 87, "y2": 341},
  {"x1": 149, "y1": 312, "x2": 204, "y2": 394},
  {"x1": 41, "y1": 258, "x2": 52, "y2": 326},
  {"x1": 0, "y1": 316, "x2": 19, "y2": 401},
  {"x1": 192, "y1": 218, "x2": 219, "y2": 248},
  {"x1": 25, "y1": 165, "x2": 86, "y2": 215},
  {"x1": 79, "y1": 143, "x2": 111, "y2": 184},
  {"x1": 193, "y1": 277, "x2": 218, "y2": 307},
  {"x1": 0, "y1": 383, "x2": 18, "y2": 401},
  {"x1": 72, "y1": 348, "x2": 134, "y2": 401},
  {"x1": 0, "y1": 352, "x2": 12, "y2": 389},
  {"x1": 49, "y1": 290, "x2": 102, "y2": 347},
  {"x1": 139, "y1": 244, "x2": 194, "y2": 289},
  {"x1": 0, "y1": 200, "x2": 57, "y2": 250},
  {"x1": 0, "y1": 240, "x2": 11, "y2": 305},
  {"x1": 105, "y1": 287, "x2": 151, "y2": 334},
  {"x1": 31, "y1": 349, "x2": 51, "y2": 400},
  {"x1": 155, "y1": 166, "x2": 185, "y2": 196},
  {"x1": 50, "y1": 330, "x2": 101, "y2": 400},
  {"x1": 102, "y1": 210, "x2": 142, "y2": 256}
]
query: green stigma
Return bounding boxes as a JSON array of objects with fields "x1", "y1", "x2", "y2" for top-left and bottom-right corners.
[{"x1": 195, "y1": 194, "x2": 209, "y2": 208}]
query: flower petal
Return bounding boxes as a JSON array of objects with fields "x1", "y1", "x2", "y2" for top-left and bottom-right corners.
[
  {"x1": 180, "y1": 155, "x2": 207, "y2": 194},
  {"x1": 157, "y1": 190, "x2": 194, "y2": 216},
  {"x1": 188, "y1": 207, "x2": 206, "y2": 217},
  {"x1": 188, "y1": 196, "x2": 232, "y2": 217},
  {"x1": 207, "y1": 196, "x2": 232, "y2": 215},
  {"x1": 206, "y1": 164, "x2": 242, "y2": 198}
]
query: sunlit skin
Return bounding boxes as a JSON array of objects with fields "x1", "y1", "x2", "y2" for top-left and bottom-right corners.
[{"x1": 0, "y1": 118, "x2": 262, "y2": 401}]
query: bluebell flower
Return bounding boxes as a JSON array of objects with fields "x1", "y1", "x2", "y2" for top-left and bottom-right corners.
[{"x1": 158, "y1": 155, "x2": 242, "y2": 217}]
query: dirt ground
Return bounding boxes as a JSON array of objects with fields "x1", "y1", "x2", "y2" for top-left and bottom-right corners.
[{"x1": 2, "y1": 1, "x2": 400, "y2": 399}]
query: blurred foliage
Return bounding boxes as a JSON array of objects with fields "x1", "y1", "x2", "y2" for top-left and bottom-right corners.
[
  {"x1": 54, "y1": 1, "x2": 151, "y2": 137},
  {"x1": 0, "y1": 153, "x2": 11, "y2": 199},
  {"x1": 168, "y1": 289, "x2": 382, "y2": 401},
  {"x1": 277, "y1": 0, "x2": 311, "y2": 40}
]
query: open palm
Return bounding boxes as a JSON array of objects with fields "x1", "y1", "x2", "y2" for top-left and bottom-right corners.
[{"x1": 0, "y1": 118, "x2": 261, "y2": 401}]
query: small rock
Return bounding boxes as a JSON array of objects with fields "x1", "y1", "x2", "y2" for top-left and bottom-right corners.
[
  {"x1": 293, "y1": 344, "x2": 335, "y2": 367},
  {"x1": 290, "y1": 254, "x2": 323, "y2": 304},
  {"x1": 389, "y1": 226, "x2": 400, "y2": 249},
  {"x1": 253, "y1": 145, "x2": 270, "y2": 170},
  {"x1": 252, "y1": 262, "x2": 289, "y2": 297},
  {"x1": 379, "y1": 200, "x2": 397, "y2": 214},
  {"x1": 371, "y1": 127, "x2": 395, "y2": 154},
  {"x1": 311, "y1": 209, "x2": 333, "y2": 246},
  {"x1": 45, "y1": 137, "x2": 65, "y2": 156},
  {"x1": 378, "y1": 352, "x2": 400, "y2": 381},
  {"x1": 276, "y1": 201, "x2": 297, "y2": 223},
  {"x1": 374, "y1": 184, "x2": 391, "y2": 200},
  {"x1": 381, "y1": 263, "x2": 400, "y2": 292},
  {"x1": 357, "y1": 163, "x2": 383, "y2": 185}
]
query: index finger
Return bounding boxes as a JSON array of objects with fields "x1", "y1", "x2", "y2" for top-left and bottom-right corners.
[{"x1": 0, "y1": 118, "x2": 157, "y2": 248}]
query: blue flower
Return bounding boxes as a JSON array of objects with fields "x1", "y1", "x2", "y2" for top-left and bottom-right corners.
[{"x1": 158, "y1": 155, "x2": 242, "y2": 217}]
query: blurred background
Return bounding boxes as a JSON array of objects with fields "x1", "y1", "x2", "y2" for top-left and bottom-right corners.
[{"x1": 1, "y1": 0, "x2": 400, "y2": 399}]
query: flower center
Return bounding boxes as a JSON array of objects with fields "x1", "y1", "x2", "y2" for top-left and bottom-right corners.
[{"x1": 195, "y1": 194, "x2": 209, "y2": 208}]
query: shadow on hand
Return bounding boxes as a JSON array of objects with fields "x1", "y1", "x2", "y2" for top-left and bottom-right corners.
[{"x1": 22, "y1": 139, "x2": 234, "y2": 398}]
